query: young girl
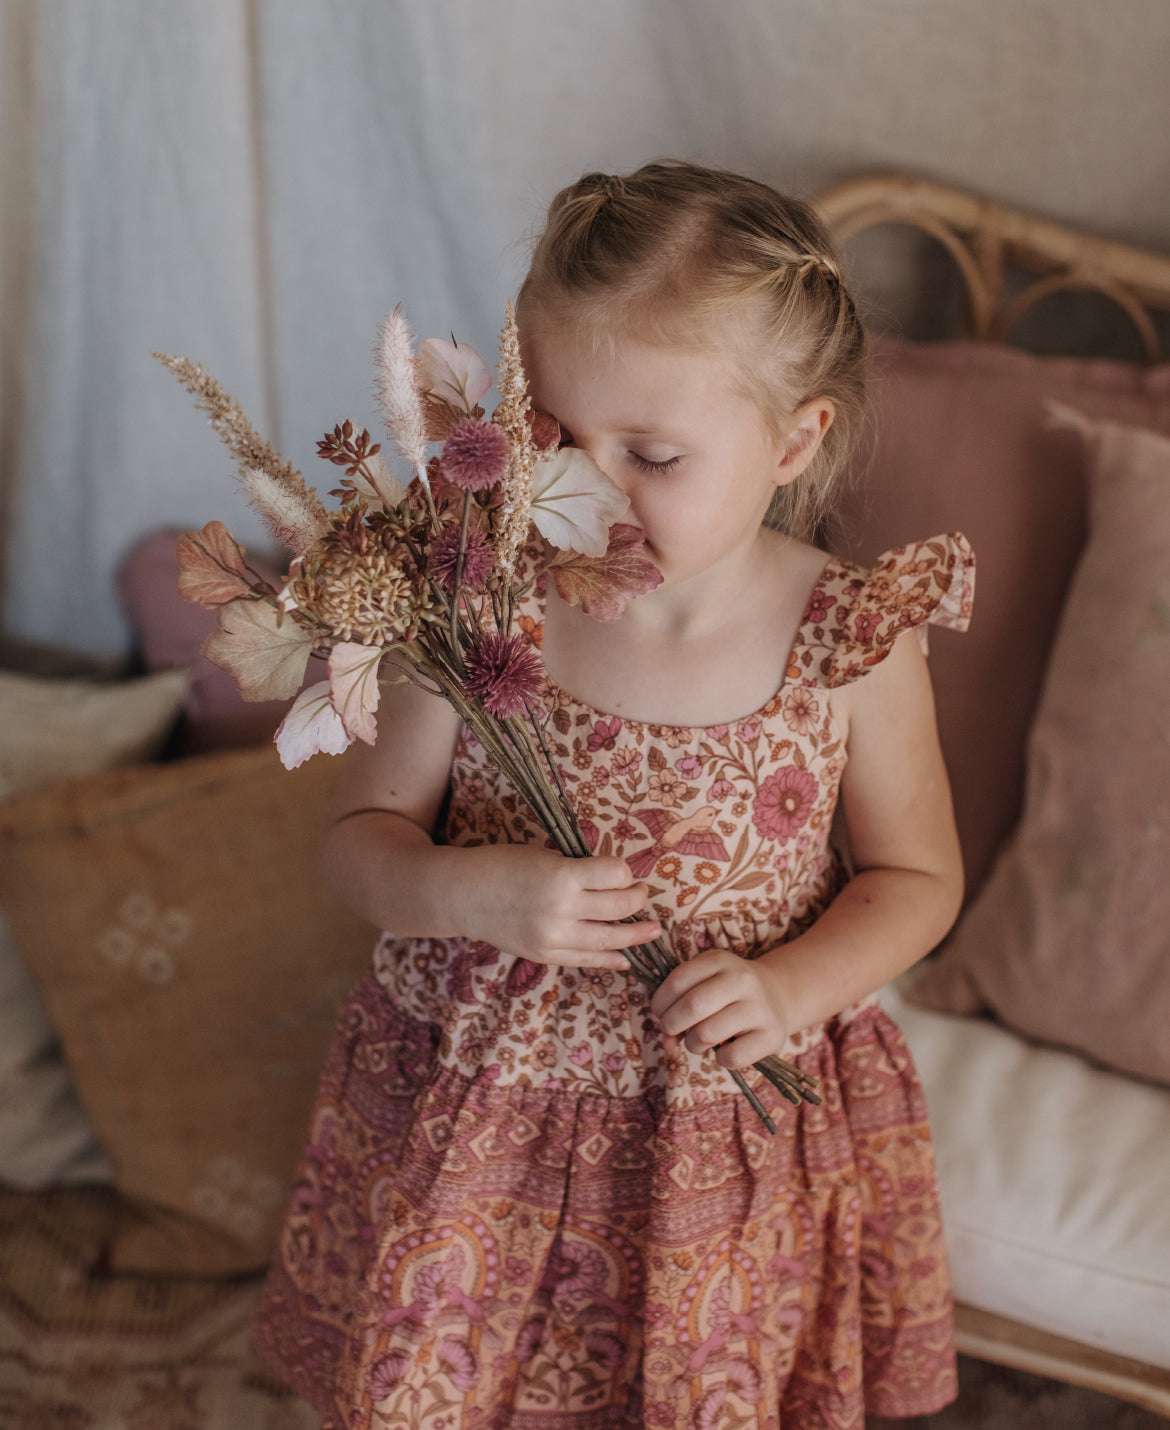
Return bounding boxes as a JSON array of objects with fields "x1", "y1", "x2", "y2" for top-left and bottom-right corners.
[{"x1": 255, "y1": 161, "x2": 973, "y2": 1429}]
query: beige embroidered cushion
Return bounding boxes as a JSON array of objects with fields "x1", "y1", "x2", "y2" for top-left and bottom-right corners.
[
  {"x1": 0, "y1": 743, "x2": 375, "y2": 1274},
  {"x1": 0, "y1": 667, "x2": 188, "y2": 1191}
]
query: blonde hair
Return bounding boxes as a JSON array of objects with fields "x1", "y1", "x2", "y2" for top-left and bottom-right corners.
[{"x1": 517, "y1": 161, "x2": 867, "y2": 540}]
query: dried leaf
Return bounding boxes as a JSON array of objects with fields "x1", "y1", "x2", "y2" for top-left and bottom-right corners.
[
  {"x1": 176, "y1": 521, "x2": 252, "y2": 607},
  {"x1": 328, "y1": 643, "x2": 382, "y2": 745},
  {"x1": 275, "y1": 681, "x2": 353, "y2": 769},
  {"x1": 202, "y1": 597, "x2": 315, "y2": 702},
  {"x1": 526, "y1": 409, "x2": 561, "y2": 451},
  {"x1": 549, "y1": 524, "x2": 663, "y2": 622}
]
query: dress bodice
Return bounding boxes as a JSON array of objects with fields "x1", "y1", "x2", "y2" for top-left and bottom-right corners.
[{"x1": 372, "y1": 533, "x2": 974, "y2": 1099}]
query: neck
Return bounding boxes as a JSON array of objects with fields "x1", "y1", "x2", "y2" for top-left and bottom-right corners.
[{"x1": 611, "y1": 528, "x2": 788, "y2": 640}]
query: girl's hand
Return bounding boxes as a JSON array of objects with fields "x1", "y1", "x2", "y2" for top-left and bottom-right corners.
[
  {"x1": 649, "y1": 949, "x2": 792, "y2": 1070},
  {"x1": 457, "y1": 846, "x2": 660, "y2": 971}
]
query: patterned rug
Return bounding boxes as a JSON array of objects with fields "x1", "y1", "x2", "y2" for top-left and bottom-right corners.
[
  {"x1": 0, "y1": 1187, "x2": 1164, "y2": 1429},
  {"x1": 0, "y1": 1187, "x2": 318, "y2": 1429}
]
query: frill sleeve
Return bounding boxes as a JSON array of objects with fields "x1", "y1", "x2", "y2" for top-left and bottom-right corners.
[{"x1": 789, "y1": 532, "x2": 975, "y2": 690}]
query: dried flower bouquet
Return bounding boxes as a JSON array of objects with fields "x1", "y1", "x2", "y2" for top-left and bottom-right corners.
[{"x1": 158, "y1": 305, "x2": 819, "y2": 1131}]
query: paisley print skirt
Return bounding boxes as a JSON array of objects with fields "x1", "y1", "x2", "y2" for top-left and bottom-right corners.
[{"x1": 253, "y1": 972, "x2": 956, "y2": 1428}]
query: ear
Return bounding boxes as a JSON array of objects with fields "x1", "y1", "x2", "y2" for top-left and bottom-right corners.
[{"x1": 774, "y1": 399, "x2": 836, "y2": 487}]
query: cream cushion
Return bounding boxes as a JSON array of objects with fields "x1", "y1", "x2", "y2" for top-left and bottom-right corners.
[{"x1": 882, "y1": 980, "x2": 1170, "y2": 1370}]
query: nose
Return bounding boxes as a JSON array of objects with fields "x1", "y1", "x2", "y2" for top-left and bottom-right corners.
[{"x1": 571, "y1": 438, "x2": 627, "y2": 495}]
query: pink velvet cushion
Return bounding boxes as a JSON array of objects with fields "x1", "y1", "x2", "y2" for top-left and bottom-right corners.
[
  {"x1": 910, "y1": 413, "x2": 1170, "y2": 1084},
  {"x1": 832, "y1": 338, "x2": 1170, "y2": 897},
  {"x1": 116, "y1": 530, "x2": 323, "y2": 753}
]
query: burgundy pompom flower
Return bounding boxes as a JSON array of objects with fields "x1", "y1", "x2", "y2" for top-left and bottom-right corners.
[
  {"x1": 464, "y1": 632, "x2": 543, "y2": 717},
  {"x1": 429, "y1": 523, "x2": 495, "y2": 592},
  {"x1": 441, "y1": 417, "x2": 509, "y2": 490}
]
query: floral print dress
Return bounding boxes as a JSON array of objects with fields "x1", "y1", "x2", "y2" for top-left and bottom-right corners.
[{"x1": 255, "y1": 533, "x2": 975, "y2": 1430}]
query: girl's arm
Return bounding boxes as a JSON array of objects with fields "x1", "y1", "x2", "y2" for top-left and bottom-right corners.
[
  {"x1": 650, "y1": 633, "x2": 964, "y2": 1068},
  {"x1": 319, "y1": 675, "x2": 659, "y2": 968}
]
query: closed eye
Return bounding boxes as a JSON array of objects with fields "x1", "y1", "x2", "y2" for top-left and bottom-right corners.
[{"x1": 630, "y1": 452, "x2": 682, "y2": 474}]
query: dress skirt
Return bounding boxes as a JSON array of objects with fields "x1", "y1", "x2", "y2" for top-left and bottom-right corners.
[{"x1": 253, "y1": 970, "x2": 957, "y2": 1429}]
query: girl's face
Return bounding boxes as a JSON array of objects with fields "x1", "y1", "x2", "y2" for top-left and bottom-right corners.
[{"x1": 522, "y1": 317, "x2": 831, "y2": 598}]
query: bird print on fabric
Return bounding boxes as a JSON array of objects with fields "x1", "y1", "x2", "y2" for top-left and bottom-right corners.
[{"x1": 625, "y1": 805, "x2": 732, "y2": 879}]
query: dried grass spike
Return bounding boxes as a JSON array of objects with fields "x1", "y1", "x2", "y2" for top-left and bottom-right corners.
[
  {"x1": 241, "y1": 466, "x2": 330, "y2": 555},
  {"x1": 154, "y1": 353, "x2": 326, "y2": 521},
  {"x1": 376, "y1": 308, "x2": 428, "y2": 477}
]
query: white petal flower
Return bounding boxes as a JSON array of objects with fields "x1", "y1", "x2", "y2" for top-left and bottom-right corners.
[
  {"x1": 529, "y1": 448, "x2": 629, "y2": 557},
  {"x1": 418, "y1": 337, "x2": 491, "y2": 411}
]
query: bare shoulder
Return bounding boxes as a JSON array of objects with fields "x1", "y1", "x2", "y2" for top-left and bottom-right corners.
[
  {"x1": 328, "y1": 665, "x2": 462, "y2": 835},
  {"x1": 755, "y1": 528, "x2": 833, "y2": 630}
]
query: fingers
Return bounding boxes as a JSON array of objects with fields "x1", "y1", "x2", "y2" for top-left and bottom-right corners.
[
  {"x1": 579, "y1": 854, "x2": 640, "y2": 891},
  {"x1": 585, "y1": 880, "x2": 654, "y2": 923},
  {"x1": 649, "y1": 952, "x2": 737, "y2": 1023},
  {"x1": 536, "y1": 947, "x2": 633, "y2": 972}
]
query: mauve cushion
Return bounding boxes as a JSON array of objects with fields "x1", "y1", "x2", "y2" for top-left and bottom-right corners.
[
  {"x1": 911, "y1": 414, "x2": 1170, "y2": 1084},
  {"x1": 116, "y1": 530, "x2": 323, "y2": 753},
  {"x1": 832, "y1": 338, "x2": 1170, "y2": 897}
]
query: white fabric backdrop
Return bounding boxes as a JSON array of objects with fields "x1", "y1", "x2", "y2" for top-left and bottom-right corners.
[{"x1": 3, "y1": 0, "x2": 1169, "y2": 656}]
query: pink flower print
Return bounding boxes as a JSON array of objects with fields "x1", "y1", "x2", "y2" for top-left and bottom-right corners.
[
  {"x1": 694, "y1": 1386, "x2": 728, "y2": 1430},
  {"x1": 436, "y1": 1336, "x2": 479, "y2": 1393},
  {"x1": 647, "y1": 768, "x2": 685, "y2": 806},
  {"x1": 781, "y1": 687, "x2": 820, "y2": 735},
  {"x1": 602, "y1": 1050, "x2": 627, "y2": 1073},
  {"x1": 613, "y1": 817, "x2": 637, "y2": 842},
  {"x1": 569, "y1": 1041, "x2": 593, "y2": 1066},
  {"x1": 752, "y1": 765, "x2": 818, "y2": 841},
  {"x1": 708, "y1": 723, "x2": 729, "y2": 740},
  {"x1": 505, "y1": 1255, "x2": 532, "y2": 1285},
  {"x1": 515, "y1": 1316, "x2": 546, "y2": 1362},
  {"x1": 611, "y1": 746, "x2": 642, "y2": 776},
  {"x1": 531, "y1": 1040, "x2": 558, "y2": 1068},
  {"x1": 674, "y1": 752, "x2": 703, "y2": 780},
  {"x1": 367, "y1": 1348, "x2": 413, "y2": 1399},
  {"x1": 587, "y1": 716, "x2": 622, "y2": 752},
  {"x1": 585, "y1": 1330, "x2": 626, "y2": 1373},
  {"x1": 854, "y1": 608, "x2": 882, "y2": 645},
  {"x1": 593, "y1": 763, "x2": 611, "y2": 786},
  {"x1": 707, "y1": 778, "x2": 735, "y2": 803},
  {"x1": 550, "y1": 1244, "x2": 607, "y2": 1301},
  {"x1": 803, "y1": 588, "x2": 834, "y2": 624},
  {"x1": 726, "y1": 1357, "x2": 764, "y2": 1403},
  {"x1": 735, "y1": 714, "x2": 763, "y2": 744},
  {"x1": 646, "y1": 1403, "x2": 678, "y2": 1428}
]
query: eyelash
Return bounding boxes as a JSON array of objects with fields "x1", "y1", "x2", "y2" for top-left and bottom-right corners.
[
  {"x1": 630, "y1": 453, "x2": 682, "y2": 474},
  {"x1": 557, "y1": 433, "x2": 681, "y2": 475}
]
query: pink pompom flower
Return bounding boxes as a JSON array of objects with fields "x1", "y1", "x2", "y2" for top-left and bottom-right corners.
[
  {"x1": 464, "y1": 632, "x2": 544, "y2": 718},
  {"x1": 429, "y1": 523, "x2": 495, "y2": 592},
  {"x1": 442, "y1": 417, "x2": 509, "y2": 490}
]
